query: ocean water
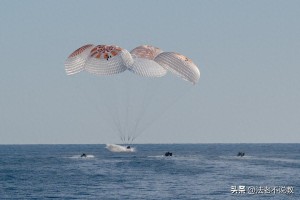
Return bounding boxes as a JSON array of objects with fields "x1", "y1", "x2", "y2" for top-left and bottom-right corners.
[{"x1": 0, "y1": 144, "x2": 299, "y2": 199}]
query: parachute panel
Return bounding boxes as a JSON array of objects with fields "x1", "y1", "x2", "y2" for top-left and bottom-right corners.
[
  {"x1": 127, "y1": 58, "x2": 167, "y2": 77},
  {"x1": 130, "y1": 45, "x2": 163, "y2": 60},
  {"x1": 85, "y1": 45, "x2": 130, "y2": 76},
  {"x1": 120, "y1": 49, "x2": 134, "y2": 67},
  {"x1": 128, "y1": 45, "x2": 166, "y2": 77},
  {"x1": 85, "y1": 56, "x2": 127, "y2": 75},
  {"x1": 154, "y1": 52, "x2": 200, "y2": 84},
  {"x1": 64, "y1": 44, "x2": 94, "y2": 75}
]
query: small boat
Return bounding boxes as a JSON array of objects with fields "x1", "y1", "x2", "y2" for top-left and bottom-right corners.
[
  {"x1": 237, "y1": 152, "x2": 245, "y2": 157},
  {"x1": 165, "y1": 152, "x2": 173, "y2": 156}
]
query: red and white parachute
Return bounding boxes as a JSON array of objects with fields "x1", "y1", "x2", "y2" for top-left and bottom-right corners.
[
  {"x1": 64, "y1": 44, "x2": 200, "y2": 144},
  {"x1": 65, "y1": 44, "x2": 200, "y2": 84}
]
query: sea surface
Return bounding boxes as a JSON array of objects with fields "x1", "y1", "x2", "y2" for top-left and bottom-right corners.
[{"x1": 0, "y1": 144, "x2": 299, "y2": 199}]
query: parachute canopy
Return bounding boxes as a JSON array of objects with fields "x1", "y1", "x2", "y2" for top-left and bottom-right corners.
[
  {"x1": 65, "y1": 44, "x2": 200, "y2": 84},
  {"x1": 65, "y1": 44, "x2": 201, "y2": 144}
]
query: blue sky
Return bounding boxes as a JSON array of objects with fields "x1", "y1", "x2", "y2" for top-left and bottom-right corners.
[{"x1": 1, "y1": 0, "x2": 299, "y2": 144}]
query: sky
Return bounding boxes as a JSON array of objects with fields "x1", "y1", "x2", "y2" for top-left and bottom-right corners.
[{"x1": 0, "y1": 0, "x2": 299, "y2": 144}]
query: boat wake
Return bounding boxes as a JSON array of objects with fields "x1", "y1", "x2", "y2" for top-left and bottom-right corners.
[{"x1": 70, "y1": 155, "x2": 95, "y2": 159}]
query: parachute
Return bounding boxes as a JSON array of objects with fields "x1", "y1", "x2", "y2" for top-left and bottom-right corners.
[
  {"x1": 64, "y1": 44, "x2": 200, "y2": 143},
  {"x1": 128, "y1": 45, "x2": 166, "y2": 77}
]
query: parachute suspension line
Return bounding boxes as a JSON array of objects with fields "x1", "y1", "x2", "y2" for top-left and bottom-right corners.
[
  {"x1": 84, "y1": 75, "x2": 124, "y2": 142},
  {"x1": 111, "y1": 111, "x2": 124, "y2": 142},
  {"x1": 120, "y1": 74, "x2": 148, "y2": 144},
  {"x1": 130, "y1": 78, "x2": 164, "y2": 141},
  {"x1": 124, "y1": 86, "x2": 129, "y2": 143},
  {"x1": 109, "y1": 75, "x2": 127, "y2": 144},
  {"x1": 71, "y1": 76, "x2": 130, "y2": 144},
  {"x1": 133, "y1": 83, "x2": 194, "y2": 141},
  {"x1": 119, "y1": 74, "x2": 130, "y2": 144},
  {"x1": 113, "y1": 73, "x2": 134, "y2": 145},
  {"x1": 124, "y1": 98, "x2": 129, "y2": 144},
  {"x1": 131, "y1": 78, "x2": 168, "y2": 141},
  {"x1": 90, "y1": 77, "x2": 119, "y2": 136},
  {"x1": 124, "y1": 75, "x2": 132, "y2": 144},
  {"x1": 126, "y1": 78, "x2": 152, "y2": 142}
]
